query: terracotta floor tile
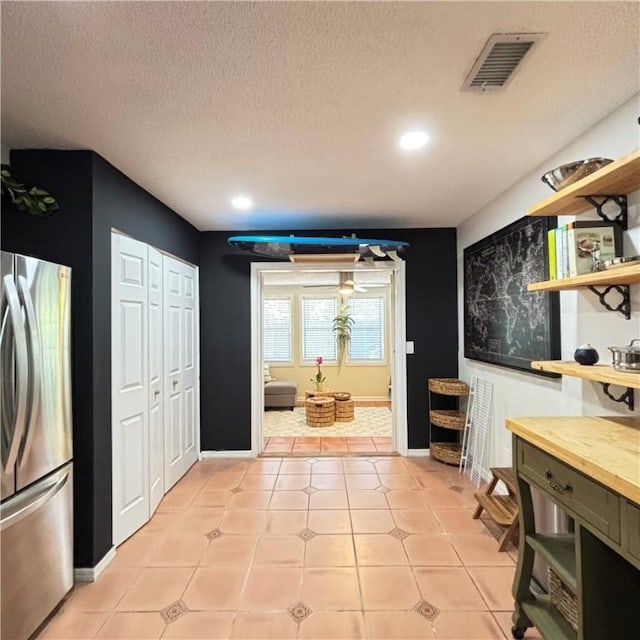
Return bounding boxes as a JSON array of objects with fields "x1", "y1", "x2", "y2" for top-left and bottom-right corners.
[
  {"x1": 280, "y1": 459, "x2": 314, "y2": 474},
  {"x1": 39, "y1": 611, "x2": 108, "y2": 639},
  {"x1": 321, "y1": 440, "x2": 349, "y2": 452},
  {"x1": 305, "y1": 534, "x2": 356, "y2": 566},
  {"x1": 311, "y1": 459, "x2": 343, "y2": 473},
  {"x1": 350, "y1": 509, "x2": 395, "y2": 534},
  {"x1": 254, "y1": 535, "x2": 305, "y2": 566},
  {"x1": 116, "y1": 568, "x2": 194, "y2": 611},
  {"x1": 182, "y1": 567, "x2": 247, "y2": 610},
  {"x1": 423, "y1": 486, "x2": 476, "y2": 509},
  {"x1": 432, "y1": 610, "x2": 505, "y2": 639},
  {"x1": 372, "y1": 437, "x2": 393, "y2": 445},
  {"x1": 192, "y1": 490, "x2": 233, "y2": 508},
  {"x1": 310, "y1": 473, "x2": 345, "y2": 490},
  {"x1": 343, "y1": 459, "x2": 377, "y2": 474},
  {"x1": 264, "y1": 443, "x2": 292, "y2": 453},
  {"x1": 307, "y1": 509, "x2": 352, "y2": 534},
  {"x1": 246, "y1": 459, "x2": 282, "y2": 474},
  {"x1": 111, "y1": 533, "x2": 165, "y2": 568},
  {"x1": 239, "y1": 474, "x2": 277, "y2": 490},
  {"x1": 403, "y1": 534, "x2": 462, "y2": 566},
  {"x1": 467, "y1": 566, "x2": 516, "y2": 610},
  {"x1": 270, "y1": 490, "x2": 309, "y2": 510},
  {"x1": 308, "y1": 489, "x2": 349, "y2": 509},
  {"x1": 493, "y1": 611, "x2": 543, "y2": 640},
  {"x1": 239, "y1": 567, "x2": 302, "y2": 610},
  {"x1": 66, "y1": 568, "x2": 139, "y2": 611},
  {"x1": 229, "y1": 490, "x2": 273, "y2": 510},
  {"x1": 392, "y1": 509, "x2": 442, "y2": 533},
  {"x1": 293, "y1": 443, "x2": 321, "y2": 453},
  {"x1": 358, "y1": 566, "x2": 421, "y2": 610},
  {"x1": 203, "y1": 473, "x2": 245, "y2": 491},
  {"x1": 275, "y1": 474, "x2": 311, "y2": 490},
  {"x1": 385, "y1": 490, "x2": 428, "y2": 510},
  {"x1": 94, "y1": 612, "x2": 165, "y2": 639},
  {"x1": 431, "y1": 508, "x2": 487, "y2": 533},
  {"x1": 199, "y1": 535, "x2": 257, "y2": 567},
  {"x1": 348, "y1": 443, "x2": 378, "y2": 452},
  {"x1": 346, "y1": 437, "x2": 374, "y2": 444},
  {"x1": 379, "y1": 473, "x2": 419, "y2": 490},
  {"x1": 302, "y1": 567, "x2": 361, "y2": 610},
  {"x1": 348, "y1": 489, "x2": 389, "y2": 509},
  {"x1": 142, "y1": 511, "x2": 183, "y2": 534},
  {"x1": 354, "y1": 534, "x2": 408, "y2": 565},
  {"x1": 157, "y1": 486, "x2": 198, "y2": 511},
  {"x1": 374, "y1": 459, "x2": 407, "y2": 474},
  {"x1": 298, "y1": 611, "x2": 366, "y2": 639},
  {"x1": 174, "y1": 508, "x2": 225, "y2": 534},
  {"x1": 264, "y1": 510, "x2": 307, "y2": 534},
  {"x1": 163, "y1": 611, "x2": 235, "y2": 639},
  {"x1": 375, "y1": 443, "x2": 394, "y2": 452},
  {"x1": 345, "y1": 474, "x2": 381, "y2": 490},
  {"x1": 364, "y1": 610, "x2": 436, "y2": 639},
  {"x1": 414, "y1": 567, "x2": 487, "y2": 610},
  {"x1": 230, "y1": 612, "x2": 298, "y2": 639},
  {"x1": 220, "y1": 509, "x2": 266, "y2": 534},
  {"x1": 295, "y1": 437, "x2": 321, "y2": 444},
  {"x1": 449, "y1": 534, "x2": 516, "y2": 566},
  {"x1": 268, "y1": 437, "x2": 293, "y2": 444},
  {"x1": 147, "y1": 533, "x2": 208, "y2": 567}
]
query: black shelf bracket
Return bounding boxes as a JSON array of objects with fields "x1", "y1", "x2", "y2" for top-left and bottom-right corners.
[
  {"x1": 600, "y1": 383, "x2": 635, "y2": 411},
  {"x1": 580, "y1": 195, "x2": 627, "y2": 230},
  {"x1": 586, "y1": 284, "x2": 630, "y2": 319}
]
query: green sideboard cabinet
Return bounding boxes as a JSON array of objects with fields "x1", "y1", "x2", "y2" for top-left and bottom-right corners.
[{"x1": 506, "y1": 416, "x2": 640, "y2": 640}]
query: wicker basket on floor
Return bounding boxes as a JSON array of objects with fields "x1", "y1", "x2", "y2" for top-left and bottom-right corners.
[
  {"x1": 548, "y1": 568, "x2": 578, "y2": 631},
  {"x1": 428, "y1": 378, "x2": 469, "y2": 396},
  {"x1": 430, "y1": 442, "x2": 462, "y2": 465}
]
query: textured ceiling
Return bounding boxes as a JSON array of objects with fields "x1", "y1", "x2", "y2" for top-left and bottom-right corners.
[{"x1": 1, "y1": 1, "x2": 639, "y2": 231}]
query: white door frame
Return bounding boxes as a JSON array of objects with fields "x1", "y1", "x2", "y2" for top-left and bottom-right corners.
[{"x1": 250, "y1": 261, "x2": 408, "y2": 456}]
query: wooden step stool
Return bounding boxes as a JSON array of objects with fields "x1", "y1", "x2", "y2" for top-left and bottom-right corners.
[{"x1": 473, "y1": 467, "x2": 519, "y2": 552}]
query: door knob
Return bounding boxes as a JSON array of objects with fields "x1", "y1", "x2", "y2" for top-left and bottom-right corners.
[
  {"x1": 173, "y1": 380, "x2": 178, "y2": 388},
  {"x1": 154, "y1": 389, "x2": 160, "y2": 397}
]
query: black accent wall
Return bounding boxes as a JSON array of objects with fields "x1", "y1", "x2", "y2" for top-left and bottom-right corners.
[
  {"x1": 199, "y1": 228, "x2": 458, "y2": 452},
  {"x1": 1, "y1": 150, "x2": 199, "y2": 567}
]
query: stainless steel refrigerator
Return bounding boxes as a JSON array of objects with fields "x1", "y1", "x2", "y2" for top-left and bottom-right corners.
[{"x1": 1, "y1": 252, "x2": 73, "y2": 640}]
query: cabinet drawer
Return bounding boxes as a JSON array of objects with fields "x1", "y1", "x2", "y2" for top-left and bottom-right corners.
[
  {"x1": 518, "y1": 439, "x2": 620, "y2": 543},
  {"x1": 622, "y1": 500, "x2": 640, "y2": 566}
]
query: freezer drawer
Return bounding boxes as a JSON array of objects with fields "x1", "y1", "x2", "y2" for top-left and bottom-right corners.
[{"x1": 0, "y1": 463, "x2": 73, "y2": 640}]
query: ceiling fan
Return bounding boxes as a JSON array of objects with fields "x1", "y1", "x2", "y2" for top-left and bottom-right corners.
[{"x1": 302, "y1": 271, "x2": 384, "y2": 295}]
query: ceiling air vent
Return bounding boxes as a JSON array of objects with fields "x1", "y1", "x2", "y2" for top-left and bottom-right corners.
[{"x1": 462, "y1": 33, "x2": 546, "y2": 91}]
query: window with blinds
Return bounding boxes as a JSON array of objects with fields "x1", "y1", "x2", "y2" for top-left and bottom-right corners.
[
  {"x1": 301, "y1": 297, "x2": 337, "y2": 362},
  {"x1": 263, "y1": 297, "x2": 292, "y2": 362},
  {"x1": 349, "y1": 296, "x2": 385, "y2": 361}
]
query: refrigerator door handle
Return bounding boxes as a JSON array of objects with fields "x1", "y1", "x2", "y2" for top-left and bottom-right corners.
[
  {"x1": 0, "y1": 469, "x2": 68, "y2": 532},
  {"x1": 17, "y1": 276, "x2": 41, "y2": 467},
  {"x1": 2, "y1": 274, "x2": 29, "y2": 474}
]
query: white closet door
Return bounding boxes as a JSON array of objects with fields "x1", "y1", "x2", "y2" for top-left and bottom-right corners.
[
  {"x1": 163, "y1": 256, "x2": 199, "y2": 490},
  {"x1": 148, "y1": 246, "x2": 164, "y2": 515},
  {"x1": 111, "y1": 234, "x2": 150, "y2": 545}
]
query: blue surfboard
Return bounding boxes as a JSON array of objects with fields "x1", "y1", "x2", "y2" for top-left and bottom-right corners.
[{"x1": 227, "y1": 235, "x2": 409, "y2": 261}]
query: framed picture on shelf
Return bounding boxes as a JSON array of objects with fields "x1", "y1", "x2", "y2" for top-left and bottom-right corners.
[{"x1": 463, "y1": 215, "x2": 561, "y2": 377}]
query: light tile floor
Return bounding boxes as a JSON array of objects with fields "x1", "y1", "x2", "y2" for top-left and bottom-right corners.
[
  {"x1": 38, "y1": 456, "x2": 543, "y2": 640},
  {"x1": 264, "y1": 436, "x2": 393, "y2": 455}
]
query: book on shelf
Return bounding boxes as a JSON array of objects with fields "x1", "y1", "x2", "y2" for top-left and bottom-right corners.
[{"x1": 549, "y1": 221, "x2": 623, "y2": 279}]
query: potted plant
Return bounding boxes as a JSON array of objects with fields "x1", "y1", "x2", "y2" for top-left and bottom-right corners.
[{"x1": 332, "y1": 300, "x2": 354, "y2": 373}]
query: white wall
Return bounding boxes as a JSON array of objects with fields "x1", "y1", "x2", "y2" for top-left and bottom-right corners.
[{"x1": 457, "y1": 94, "x2": 640, "y2": 468}]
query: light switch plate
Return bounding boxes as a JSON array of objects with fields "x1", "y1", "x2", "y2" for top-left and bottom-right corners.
[{"x1": 406, "y1": 341, "x2": 414, "y2": 355}]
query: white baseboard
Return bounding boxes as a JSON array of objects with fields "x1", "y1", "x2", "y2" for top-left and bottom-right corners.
[
  {"x1": 200, "y1": 450, "x2": 254, "y2": 459},
  {"x1": 74, "y1": 546, "x2": 116, "y2": 583},
  {"x1": 407, "y1": 448, "x2": 430, "y2": 457}
]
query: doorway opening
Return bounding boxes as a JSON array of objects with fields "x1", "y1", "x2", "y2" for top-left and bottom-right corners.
[{"x1": 250, "y1": 261, "x2": 407, "y2": 457}]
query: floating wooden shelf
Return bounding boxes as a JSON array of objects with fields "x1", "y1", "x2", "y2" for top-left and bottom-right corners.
[
  {"x1": 531, "y1": 361, "x2": 640, "y2": 390},
  {"x1": 527, "y1": 149, "x2": 640, "y2": 217},
  {"x1": 527, "y1": 262, "x2": 640, "y2": 292}
]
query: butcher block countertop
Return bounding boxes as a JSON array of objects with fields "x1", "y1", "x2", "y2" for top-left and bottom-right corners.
[{"x1": 506, "y1": 416, "x2": 640, "y2": 504}]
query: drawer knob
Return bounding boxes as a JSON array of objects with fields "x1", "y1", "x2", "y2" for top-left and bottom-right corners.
[{"x1": 544, "y1": 470, "x2": 573, "y2": 495}]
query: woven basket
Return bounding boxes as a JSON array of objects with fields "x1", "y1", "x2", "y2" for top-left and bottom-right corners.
[
  {"x1": 430, "y1": 409, "x2": 466, "y2": 430},
  {"x1": 428, "y1": 378, "x2": 469, "y2": 396},
  {"x1": 333, "y1": 392, "x2": 351, "y2": 401},
  {"x1": 430, "y1": 442, "x2": 462, "y2": 465},
  {"x1": 548, "y1": 568, "x2": 578, "y2": 632}
]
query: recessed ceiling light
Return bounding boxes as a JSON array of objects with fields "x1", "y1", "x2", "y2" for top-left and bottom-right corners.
[
  {"x1": 231, "y1": 195, "x2": 253, "y2": 210},
  {"x1": 399, "y1": 130, "x2": 429, "y2": 150}
]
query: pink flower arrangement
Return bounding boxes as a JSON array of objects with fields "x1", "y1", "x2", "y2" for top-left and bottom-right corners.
[{"x1": 311, "y1": 356, "x2": 326, "y2": 385}]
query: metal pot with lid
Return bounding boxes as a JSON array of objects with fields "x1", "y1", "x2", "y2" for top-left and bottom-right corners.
[{"x1": 608, "y1": 338, "x2": 640, "y2": 372}]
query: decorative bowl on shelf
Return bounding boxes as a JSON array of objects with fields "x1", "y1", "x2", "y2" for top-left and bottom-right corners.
[{"x1": 541, "y1": 157, "x2": 614, "y2": 192}]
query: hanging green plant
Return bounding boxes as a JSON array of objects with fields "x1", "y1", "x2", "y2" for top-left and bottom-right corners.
[
  {"x1": 332, "y1": 300, "x2": 354, "y2": 373},
  {"x1": 1, "y1": 164, "x2": 59, "y2": 217}
]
